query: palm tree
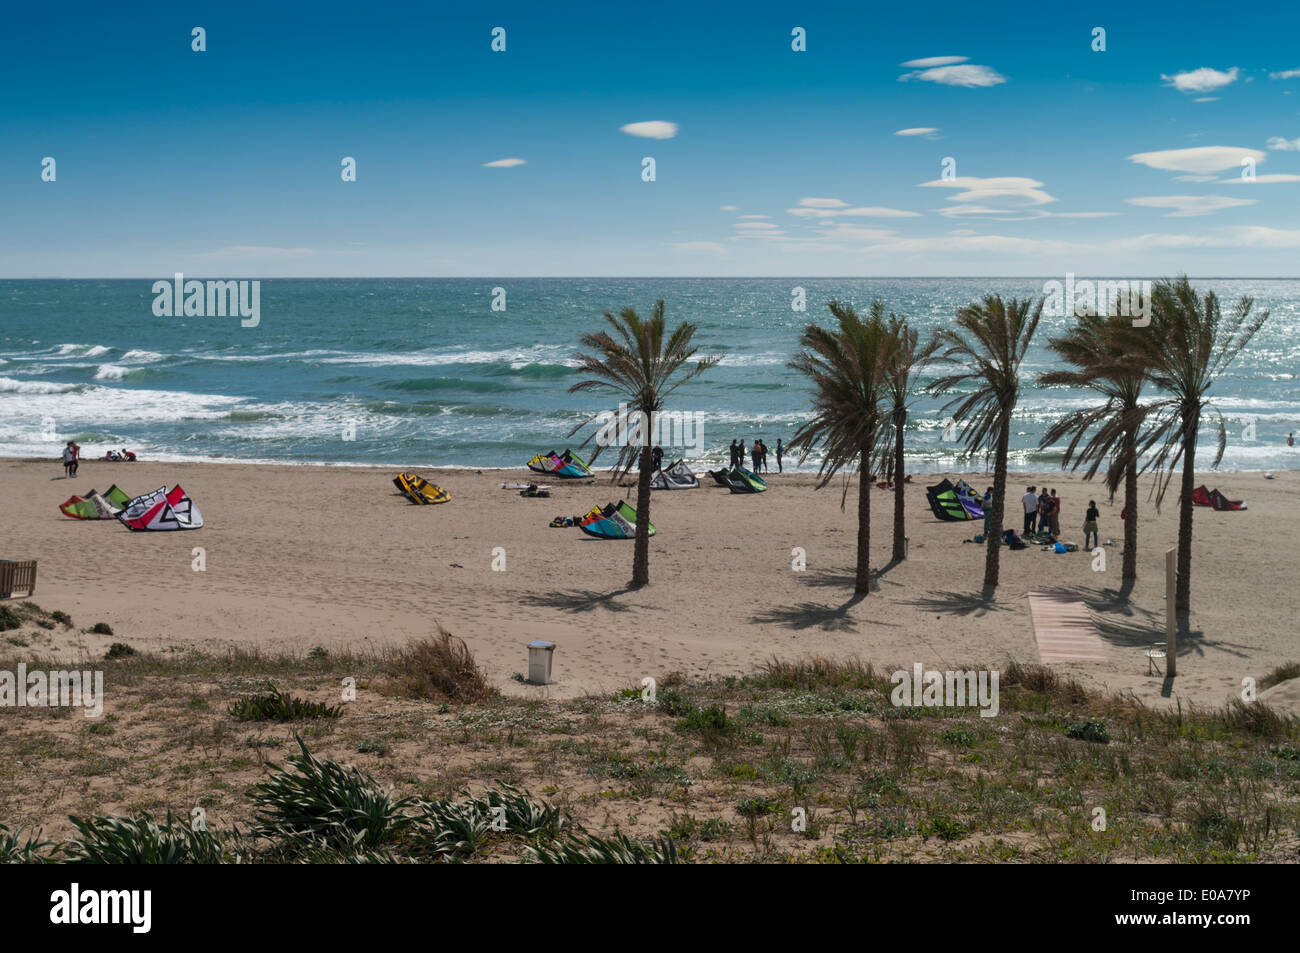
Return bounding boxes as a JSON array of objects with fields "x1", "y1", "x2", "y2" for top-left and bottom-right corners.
[
  {"x1": 929, "y1": 294, "x2": 1043, "y2": 589},
  {"x1": 569, "y1": 300, "x2": 720, "y2": 587},
  {"x1": 1038, "y1": 308, "x2": 1151, "y2": 583},
  {"x1": 1120, "y1": 276, "x2": 1269, "y2": 619},
  {"x1": 787, "y1": 301, "x2": 895, "y2": 594},
  {"x1": 877, "y1": 307, "x2": 940, "y2": 562}
]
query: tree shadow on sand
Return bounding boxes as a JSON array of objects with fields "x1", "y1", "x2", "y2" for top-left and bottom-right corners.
[
  {"x1": 749, "y1": 591, "x2": 893, "y2": 632},
  {"x1": 518, "y1": 587, "x2": 643, "y2": 614},
  {"x1": 900, "y1": 585, "x2": 1009, "y2": 619}
]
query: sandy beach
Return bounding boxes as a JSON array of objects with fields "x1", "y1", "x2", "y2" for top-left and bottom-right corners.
[{"x1": 7, "y1": 456, "x2": 1295, "y2": 709}]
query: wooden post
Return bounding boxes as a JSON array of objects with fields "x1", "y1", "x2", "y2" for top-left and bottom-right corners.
[{"x1": 1165, "y1": 547, "x2": 1176, "y2": 677}]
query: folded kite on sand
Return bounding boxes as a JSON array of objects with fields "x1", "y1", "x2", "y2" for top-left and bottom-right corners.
[
  {"x1": 59, "y1": 484, "x2": 134, "y2": 520},
  {"x1": 649, "y1": 459, "x2": 699, "y2": 490},
  {"x1": 1192, "y1": 485, "x2": 1246, "y2": 511},
  {"x1": 708, "y1": 464, "x2": 766, "y2": 493},
  {"x1": 117, "y1": 485, "x2": 204, "y2": 531},
  {"x1": 527, "y1": 449, "x2": 594, "y2": 479},
  {"x1": 579, "y1": 500, "x2": 655, "y2": 539},
  {"x1": 393, "y1": 472, "x2": 450, "y2": 505},
  {"x1": 925, "y1": 478, "x2": 984, "y2": 522}
]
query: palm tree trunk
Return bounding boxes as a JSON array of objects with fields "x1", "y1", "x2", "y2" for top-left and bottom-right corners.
[
  {"x1": 984, "y1": 410, "x2": 1010, "y2": 588},
  {"x1": 892, "y1": 405, "x2": 906, "y2": 561},
  {"x1": 1121, "y1": 424, "x2": 1138, "y2": 582},
  {"x1": 856, "y1": 446, "x2": 871, "y2": 593},
  {"x1": 632, "y1": 444, "x2": 653, "y2": 587},
  {"x1": 1175, "y1": 409, "x2": 1198, "y2": 615}
]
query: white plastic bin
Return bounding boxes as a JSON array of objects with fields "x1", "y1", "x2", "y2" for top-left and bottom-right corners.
[{"x1": 527, "y1": 640, "x2": 556, "y2": 685}]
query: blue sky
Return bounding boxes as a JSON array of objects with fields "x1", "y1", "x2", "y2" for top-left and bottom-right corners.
[{"x1": 2, "y1": 0, "x2": 1299, "y2": 277}]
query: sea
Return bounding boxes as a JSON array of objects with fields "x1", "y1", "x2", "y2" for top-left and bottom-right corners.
[{"x1": 1, "y1": 278, "x2": 1296, "y2": 473}]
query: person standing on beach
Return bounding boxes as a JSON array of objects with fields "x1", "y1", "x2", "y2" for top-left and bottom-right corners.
[
  {"x1": 69, "y1": 441, "x2": 80, "y2": 478},
  {"x1": 652, "y1": 444, "x2": 663, "y2": 473},
  {"x1": 1049, "y1": 489, "x2": 1061, "y2": 536},
  {"x1": 61, "y1": 442, "x2": 74, "y2": 478},
  {"x1": 729, "y1": 440, "x2": 738, "y2": 467},
  {"x1": 737, "y1": 440, "x2": 746, "y2": 469},
  {"x1": 776, "y1": 439, "x2": 784, "y2": 473},
  {"x1": 758, "y1": 440, "x2": 768, "y2": 472},
  {"x1": 1290, "y1": 432, "x2": 1295, "y2": 447},
  {"x1": 1083, "y1": 500, "x2": 1100, "y2": 551},
  {"x1": 1021, "y1": 486, "x2": 1038, "y2": 535},
  {"x1": 750, "y1": 441, "x2": 761, "y2": 472},
  {"x1": 1037, "y1": 488, "x2": 1051, "y2": 537}
]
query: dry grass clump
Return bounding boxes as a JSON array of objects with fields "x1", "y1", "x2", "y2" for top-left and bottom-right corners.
[{"x1": 384, "y1": 625, "x2": 499, "y2": 703}]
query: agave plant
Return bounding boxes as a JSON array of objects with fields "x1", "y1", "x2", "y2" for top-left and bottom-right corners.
[
  {"x1": 63, "y1": 812, "x2": 239, "y2": 864},
  {"x1": 249, "y1": 737, "x2": 415, "y2": 854},
  {"x1": 525, "y1": 830, "x2": 683, "y2": 864},
  {"x1": 0, "y1": 824, "x2": 56, "y2": 864}
]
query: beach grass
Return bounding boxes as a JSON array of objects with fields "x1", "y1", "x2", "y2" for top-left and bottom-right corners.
[{"x1": 1, "y1": 629, "x2": 1297, "y2": 863}]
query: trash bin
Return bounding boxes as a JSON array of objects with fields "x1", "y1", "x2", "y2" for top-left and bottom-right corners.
[{"x1": 527, "y1": 640, "x2": 556, "y2": 685}]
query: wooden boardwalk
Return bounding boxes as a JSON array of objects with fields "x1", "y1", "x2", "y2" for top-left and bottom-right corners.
[{"x1": 1026, "y1": 590, "x2": 1107, "y2": 663}]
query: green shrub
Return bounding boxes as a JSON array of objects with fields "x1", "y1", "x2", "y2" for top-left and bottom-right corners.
[
  {"x1": 90, "y1": 622, "x2": 114, "y2": 636},
  {"x1": 1066, "y1": 720, "x2": 1110, "y2": 744},
  {"x1": 105, "y1": 642, "x2": 135, "y2": 659},
  {"x1": 228, "y1": 685, "x2": 342, "y2": 722}
]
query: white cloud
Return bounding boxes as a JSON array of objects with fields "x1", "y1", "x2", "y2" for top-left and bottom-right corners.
[
  {"x1": 1127, "y1": 146, "x2": 1266, "y2": 173},
  {"x1": 620, "y1": 120, "x2": 678, "y2": 139},
  {"x1": 918, "y1": 175, "x2": 1056, "y2": 215},
  {"x1": 737, "y1": 214, "x2": 769, "y2": 219},
  {"x1": 900, "y1": 56, "x2": 969, "y2": 68},
  {"x1": 813, "y1": 224, "x2": 900, "y2": 243},
  {"x1": 899, "y1": 63, "x2": 1006, "y2": 87},
  {"x1": 1267, "y1": 136, "x2": 1300, "y2": 151},
  {"x1": 1115, "y1": 226, "x2": 1300, "y2": 249},
  {"x1": 1193, "y1": 97, "x2": 1220, "y2": 103},
  {"x1": 719, "y1": 205, "x2": 738, "y2": 211},
  {"x1": 1161, "y1": 67, "x2": 1239, "y2": 93},
  {"x1": 733, "y1": 221, "x2": 781, "y2": 230},
  {"x1": 1172, "y1": 174, "x2": 1219, "y2": 182},
  {"x1": 787, "y1": 205, "x2": 920, "y2": 219},
  {"x1": 797, "y1": 197, "x2": 848, "y2": 208},
  {"x1": 894, "y1": 127, "x2": 940, "y2": 137},
  {"x1": 482, "y1": 158, "x2": 525, "y2": 168},
  {"x1": 1269, "y1": 69, "x2": 1300, "y2": 80},
  {"x1": 1054, "y1": 211, "x2": 1120, "y2": 218},
  {"x1": 1125, "y1": 195, "x2": 1255, "y2": 217},
  {"x1": 1222, "y1": 174, "x2": 1300, "y2": 184}
]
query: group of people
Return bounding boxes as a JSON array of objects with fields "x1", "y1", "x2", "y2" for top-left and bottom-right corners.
[
  {"x1": 60, "y1": 441, "x2": 138, "y2": 477},
  {"x1": 729, "y1": 438, "x2": 783, "y2": 473},
  {"x1": 1020, "y1": 485, "x2": 1063, "y2": 538}
]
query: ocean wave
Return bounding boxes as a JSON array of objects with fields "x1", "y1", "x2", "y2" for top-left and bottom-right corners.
[
  {"x1": 121, "y1": 349, "x2": 164, "y2": 363},
  {"x1": 94, "y1": 364, "x2": 131, "y2": 381},
  {"x1": 0, "y1": 376, "x2": 80, "y2": 394}
]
